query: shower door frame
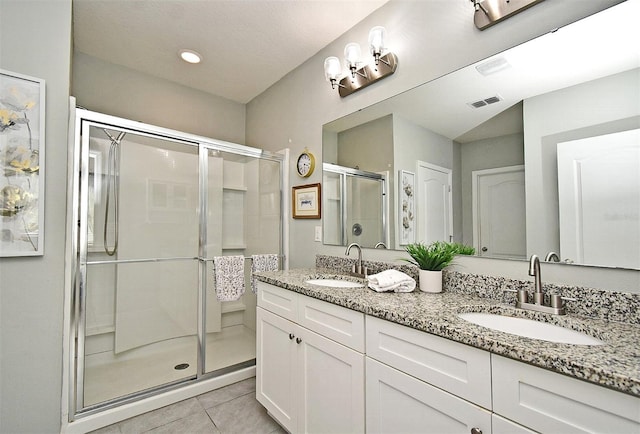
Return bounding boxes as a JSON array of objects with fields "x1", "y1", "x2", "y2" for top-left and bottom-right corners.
[{"x1": 67, "y1": 108, "x2": 286, "y2": 421}]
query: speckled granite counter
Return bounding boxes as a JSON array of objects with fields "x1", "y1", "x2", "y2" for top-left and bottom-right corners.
[{"x1": 255, "y1": 268, "x2": 640, "y2": 398}]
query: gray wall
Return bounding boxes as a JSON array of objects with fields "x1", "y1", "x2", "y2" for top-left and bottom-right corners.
[
  {"x1": 0, "y1": 1, "x2": 72, "y2": 432},
  {"x1": 73, "y1": 52, "x2": 246, "y2": 143}
]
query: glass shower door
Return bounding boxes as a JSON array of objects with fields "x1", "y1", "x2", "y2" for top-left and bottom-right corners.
[
  {"x1": 202, "y1": 148, "x2": 282, "y2": 374},
  {"x1": 79, "y1": 124, "x2": 200, "y2": 408}
]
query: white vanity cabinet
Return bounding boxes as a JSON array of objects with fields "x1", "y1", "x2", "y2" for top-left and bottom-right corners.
[
  {"x1": 492, "y1": 355, "x2": 640, "y2": 434},
  {"x1": 366, "y1": 316, "x2": 493, "y2": 434},
  {"x1": 366, "y1": 357, "x2": 492, "y2": 434},
  {"x1": 256, "y1": 282, "x2": 365, "y2": 434}
]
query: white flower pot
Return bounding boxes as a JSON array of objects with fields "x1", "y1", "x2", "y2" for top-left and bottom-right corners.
[{"x1": 419, "y1": 269, "x2": 442, "y2": 293}]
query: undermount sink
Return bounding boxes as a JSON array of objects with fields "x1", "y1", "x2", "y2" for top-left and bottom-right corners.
[
  {"x1": 305, "y1": 279, "x2": 364, "y2": 288},
  {"x1": 458, "y1": 312, "x2": 604, "y2": 345}
]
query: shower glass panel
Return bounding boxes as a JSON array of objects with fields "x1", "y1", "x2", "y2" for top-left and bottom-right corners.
[
  {"x1": 71, "y1": 110, "x2": 284, "y2": 419},
  {"x1": 322, "y1": 163, "x2": 387, "y2": 247},
  {"x1": 202, "y1": 150, "x2": 282, "y2": 374},
  {"x1": 81, "y1": 126, "x2": 200, "y2": 408}
]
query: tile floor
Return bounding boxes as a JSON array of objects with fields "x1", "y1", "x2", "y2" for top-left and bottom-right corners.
[{"x1": 90, "y1": 378, "x2": 286, "y2": 434}]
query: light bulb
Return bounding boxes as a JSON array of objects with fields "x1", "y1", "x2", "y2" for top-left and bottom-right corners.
[
  {"x1": 368, "y1": 26, "x2": 387, "y2": 58},
  {"x1": 344, "y1": 43, "x2": 362, "y2": 68},
  {"x1": 324, "y1": 56, "x2": 342, "y2": 82}
]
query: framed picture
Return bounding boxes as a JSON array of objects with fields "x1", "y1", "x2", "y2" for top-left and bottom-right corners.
[
  {"x1": 399, "y1": 170, "x2": 415, "y2": 245},
  {"x1": 0, "y1": 69, "x2": 46, "y2": 257},
  {"x1": 292, "y1": 183, "x2": 321, "y2": 219}
]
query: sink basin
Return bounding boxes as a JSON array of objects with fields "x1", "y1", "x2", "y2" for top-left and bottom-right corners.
[
  {"x1": 458, "y1": 312, "x2": 604, "y2": 345},
  {"x1": 305, "y1": 279, "x2": 364, "y2": 288}
]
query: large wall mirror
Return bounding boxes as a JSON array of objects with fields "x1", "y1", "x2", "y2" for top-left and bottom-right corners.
[{"x1": 322, "y1": 1, "x2": 639, "y2": 270}]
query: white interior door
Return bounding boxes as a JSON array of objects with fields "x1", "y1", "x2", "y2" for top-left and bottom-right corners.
[
  {"x1": 416, "y1": 161, "x2": 452, "y2": 244},
  {"x1": 472, "y1": 165, "x2": 526, "y2": 259},
  {"x1": 557, "y1": 129, "x2": 640, "y2": 268}
]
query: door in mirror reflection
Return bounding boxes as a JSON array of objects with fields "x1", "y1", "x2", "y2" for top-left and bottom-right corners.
[
  {"x1": 472, "y1": 165, "x2": 526, "y2": 260},
  {"x1": 558, "y1": 129, "x2": 640, "y2": 269},
  {"x1": 416, "y1": 161, "x2": 452, "y2": 245}
]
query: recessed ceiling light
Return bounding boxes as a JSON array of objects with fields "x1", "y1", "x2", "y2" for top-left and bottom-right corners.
[{"x1": 179, "y1": 49, "x2": 202, "y2": 64}]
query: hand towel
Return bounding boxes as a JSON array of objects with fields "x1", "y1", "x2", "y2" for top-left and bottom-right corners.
[
  {"x1": 213, "y1": 255, "x2": 245, "y2": 301},
  {"x1": 367, "y1": 269, "x2": 416, "y2": 293},
  {"x1": 251, "y1": 254, "x2": 279, "y2": 293}
]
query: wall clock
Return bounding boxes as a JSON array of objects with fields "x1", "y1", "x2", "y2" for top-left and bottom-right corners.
[{"x1": 296, "y1": 149, "x2": 316, "y2": 178}]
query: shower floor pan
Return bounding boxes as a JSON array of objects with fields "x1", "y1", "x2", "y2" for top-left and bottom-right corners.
[{"x1": 83, "y1": 324, "x2": 256, "y2": 406}]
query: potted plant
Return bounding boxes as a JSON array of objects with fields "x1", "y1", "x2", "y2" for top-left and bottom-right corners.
[{"x1": 403, "y1": 241, "x2": 475, "y2": 293}]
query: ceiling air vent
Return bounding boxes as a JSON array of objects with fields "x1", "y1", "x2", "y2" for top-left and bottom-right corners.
[{"x1": 468, "y1": 95, "x2": 503, "y2": 109}]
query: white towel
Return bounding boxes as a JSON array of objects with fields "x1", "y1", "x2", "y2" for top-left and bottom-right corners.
[
  {"x1": 367, "y1": 269, "x2": 416, "y2": 293},
  {"x1": 213, "y1": 255, "x2": 245, "y2": 301},
  {"x1": 251, "y1": 254, "x2": 279, "y2": 293}
]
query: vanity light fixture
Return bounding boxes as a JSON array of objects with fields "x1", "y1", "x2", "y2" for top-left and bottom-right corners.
[
  {"x1": 179, "y1": 49, "x2": 202, "y2": 64},
  {"x1": 323, "y1": 26, "x2": 398, "y2": 97},
  {"x1": 470, "y1": 0, "x2": 545, "y2": 30}
]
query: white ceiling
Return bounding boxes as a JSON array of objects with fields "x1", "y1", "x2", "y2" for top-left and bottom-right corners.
[{"x1": 73, "y1": 0, "x2": 388, "y2": 104}]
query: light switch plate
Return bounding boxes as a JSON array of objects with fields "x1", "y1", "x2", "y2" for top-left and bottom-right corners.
[{"x1": 314, "y1": 226, "x2": 322, "y2": 242}]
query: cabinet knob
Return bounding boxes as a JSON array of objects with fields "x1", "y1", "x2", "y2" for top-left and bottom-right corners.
[
  {"x1": 296, "y1": 337, "x2": 302, "y2": 344},
  {"x1": 471, "y1": 428, "x2": 482, "y2": 434},
  {"x1": 481, "y1": 247, "x2": 488, "y2": 252},
  {"x1": 289, "y1": 333, "x2": 295, "y2": 340}
]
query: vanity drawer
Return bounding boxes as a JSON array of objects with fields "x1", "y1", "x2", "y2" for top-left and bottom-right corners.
[
  {"x1": 298, "y1": 295, "x2": 365, "y2": 352},
  {"x1": 366, "y1": 316, "x2": 492, "y2": 409},
  {"x1": 492, "y1": 355, "x2": 640, "y2": 434},
  {"x1": 257, "y1": 282, "x2": 298, "y2": 322}
]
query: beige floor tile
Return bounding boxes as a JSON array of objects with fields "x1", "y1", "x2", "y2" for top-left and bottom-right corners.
[
  {"x1": 146, "y1": 410, "x2": 219, "y2": 434},
  {"x1": 197, "y1": 378, "x2": 256, "y2": 410},
  {"x1": 118, "y1": 398, "x2": 203, "y2": 434},
  {"x1": 206, "y1": 393, "x2": 280, "y2": 434}
]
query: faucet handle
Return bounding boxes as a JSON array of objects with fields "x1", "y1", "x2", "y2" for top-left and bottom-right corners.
[{"x1": 549, "y1": 294, "x2": 577, "y2": 308}]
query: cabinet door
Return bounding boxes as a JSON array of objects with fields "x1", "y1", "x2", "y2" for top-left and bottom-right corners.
[
  {"x1": 297, "y1": 326, "x2": 365, "y2": 434},
  {"x1": 492, "y1": 355, "x2": 640, "y2": 433},
  {"x1": 298, "y1": 294, "x2": 365, "y2": 352},
  {"x1": 256, "y1": 307, "x2": 298, "y2": 433},
  {"x1": 257, "y1": 282, "x2": 298, "y2": 322},
  {"x1": 367, "y1": 316, "x2": 492, "y2": 408},
  {"x1": 492, "y1": 414, "x2": 536, "y2": 434},
  {"x1": 366, "y1": 358, "x2": 491, "y2": 434}
]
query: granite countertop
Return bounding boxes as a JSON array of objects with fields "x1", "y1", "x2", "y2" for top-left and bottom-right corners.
[{"x1": 256, "y1": 268, "x2": 640, "y2": 398}]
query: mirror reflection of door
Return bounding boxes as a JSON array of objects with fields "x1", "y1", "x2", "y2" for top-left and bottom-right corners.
[
  {"x1": 472, "y1": 165, "x2": 526, "y2": 259},
  {"x1": 416, "y1": 161, "x2": 452, "y2": 244},
  {"x1": 557, "y1": 129, "x2": 640, "y2": 269}
]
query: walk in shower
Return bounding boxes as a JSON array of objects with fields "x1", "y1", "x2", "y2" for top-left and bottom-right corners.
[{"x1": 67, "y1": 109, "x2": 285, "y2": 419}]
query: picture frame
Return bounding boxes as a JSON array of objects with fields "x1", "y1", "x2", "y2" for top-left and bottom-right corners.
[
  {"x1": 399, "y1": 170, "x2": 415, "y2": 245},
  {"x1": 0, "y1": 69, "x2": 46, "y2": 257},
  {"x1": 292, "y1": 183, "x2": 321, "y2": 219}
]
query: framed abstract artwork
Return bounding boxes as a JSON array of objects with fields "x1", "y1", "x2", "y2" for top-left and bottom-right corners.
[
  {"x1": 0, "y1": 69, "x2": 46, "y2": 256},
  {"x1": 399, "y1": 170, "x2": 415, "y2": 245}
]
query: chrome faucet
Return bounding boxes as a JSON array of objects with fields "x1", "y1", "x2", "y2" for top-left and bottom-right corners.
[
  {"x1": 374, "y1": 242, "x2": 387, "y2": 249},
  {"x1": 545, "y1": 251, "x2": 560, "y2": 262},
  {"x1": 529, "y1": 254, "x2": 543, "y2": 304},
  {"x1": 345, "y1": 242, "x2": 367, "y2": 277},
  {"x1": 513, "y1": 254, "x2": 567, "y2": 315}
]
